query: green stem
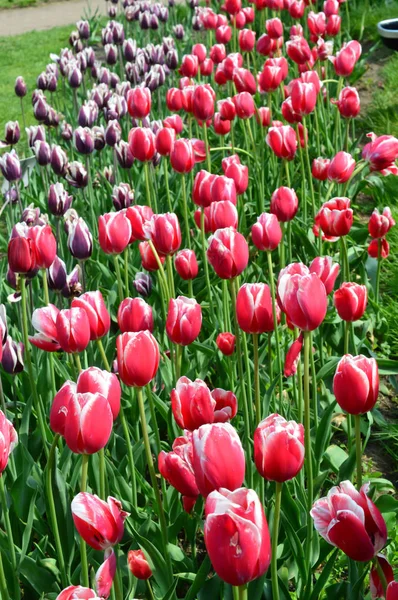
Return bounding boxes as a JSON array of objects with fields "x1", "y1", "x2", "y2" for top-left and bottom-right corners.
[
  {"x1": 74, "y1": 353, "x2": 82, "y2": 373},
  {"x1": 45, "y1": 435, "x2": 67, "y2": 588},
  {"x1": 199, "y1": 209, "x2": 214, "y2": 320},
  {"x1": 145, "y1": 580, "x2": 156, "y2": 600},
  {"x1": 123, "y1": 392, "x2": 138, "y2": 507},
  {"x1": 42, "y1": 270, "x2": 57, "y2": 398},
  {"x1": 136, "y1": 387, "x2": 173, "y2": 584},
  {"x1": 238, "y1": 584, "x2": 248, "y2": 600},
  {"x1": 267, "y1": 252, "x2": 283, "y2": 413},
  {"x1": 163, "y1": 158, "x2": 172, "y2": 212},
  {"x1": 302, "y1": 117, "x2": 316, "y2": 220},
  {"x1": 0, "y1": 549, "x2": 10, "y2": 600},
  {"x1": 310, "y1": 332, "x2": 318, "y2": 431},
  {"x1": 97, "y1": 339, "x2": 111, "y2": 371},
  {"x1": 180, "y1": 174, "x2": 191, "y2": 249},
  {"x1": 20, "y1": 277, "x2": 49, "y2": 458},
  {"x1": 295, "y1": 124, "x2": 307, "y2": 223},
  {"x1": 166, "y1": 255, "x2": 175, "y2": 299},
  {"x1": 375, "y1": 239, "x2": 382, "y2": 304},
  {"x1": 203, "y1": 123, "x2": 211, "y2": 173},
  {"x1": 124, "y1": 247, "x2": 130, "y2": 298},
  {"x1": 229, "y1": 280, "x2": 253, "y2": 489},
  {"x1": 176, "y1": 344, "x2": 182, "y2": 380},
  {"x1": 355, "y1": 415, "x2": 362, "y2": 488},
  {"x1": 148, "y1": 240, "x2": 170, "y2": 302},
  {"x1": 143, "y1": 161, "x2": 153, "y2": 210},
  {"x1": 253, "y1": 334, "x2": 261, "y2": 425},
  {"x1": 279, "y1": 222, "x2": 285, "y2": 272},
  {"x1": 99, "y1": 448, "x2": 106, "y2": 499},
  {"x1": 80, "y1": 454, "x2": 89, "y2": 588},
  {"x1": 0, "y1": 475, "x2": 19, "y2": 598},
  {"x1": 271, "y1": 482, "x2": 283, "y2": 600},
  {"x1": 340, "y1": 236, "x2": 350, "y2": 283},
  {"x1": 303, "y1": 332, "x2": 313, "y2": 579},
  {"x1": 113, "y1": 255, "x2": 124, "y2": 303}
]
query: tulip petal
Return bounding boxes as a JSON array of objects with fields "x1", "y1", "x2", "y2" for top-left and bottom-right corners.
[{"x1": 327, "y1": 510, "x2": 376, "y2": 561}]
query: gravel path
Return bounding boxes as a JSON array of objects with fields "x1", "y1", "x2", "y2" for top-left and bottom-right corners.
[{"x1": 0, "y1": 0, "x2": 104, "y2": 37}]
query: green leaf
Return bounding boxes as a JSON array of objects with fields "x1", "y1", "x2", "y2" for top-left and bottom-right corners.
[
  {"x1": 281, "y1": 517, "x2": 307, "y2": 584},
  {"x1": 316, "y1": 357, "x2": 339, "y2": 381},
  {"x1": 324, "y1": 445, "x2": 349, "y2": 473},
  {"x1": 19, "y1": 555, "x2": 57, "y2": 595},
  {"x1": 338, "y1": 445, "x2": 357, "y2": 482},
  {"x1": 167, "y1": 543, "x2": 185, "y2": 562},
  {"x1": 314, "y1": 401, "x2": 336, "y2": 468},
  {"x1": 309, "y1": 548, "x2": 339, "y2": 600},
  {"x1": 185, "y1": 555, "x2": 211, "y2": 600}
]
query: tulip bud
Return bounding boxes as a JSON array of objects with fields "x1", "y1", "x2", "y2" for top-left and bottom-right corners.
[
  {"x1": 117, "y1": 297, "x2": 153, "y2": 333},
  {"x1": 278, "y1": 265, "x2": 328, "y2": 331},
  {"x1": 204, "y1": 487, "x2": 271, "y2": 585},
  {"x1": 368, "y1": 207, "x2": 395, "y2": 239},
  {"x1": 2, "y1": 336, "x2": 24, "y2": 375},
  {"x1": 77, "y1": 367, "x2": 121, "y2": 420},
  {"x1": 127, "y1": 550, "x2": 152, "y2": 580},
  {"x1": 368, "y1": 238, "x2": 390, "y2": 259},
  {"x1": 236, "y1": 283, "x2": 277, "y2": 334},
  {"x1": 4, "y1": 121, "x2": 20, "y2": 146},
  {"x1": 117, "y1": 330, "x2": 159, "y2": 387},
  {"x1": 309, "y1": 256, "x2": 339, "y2": 294},
  {"x1": 66, "y1": 161, "x2": 88, "y2": 188},
  {"x1": 128, "y1": 127, "x2": 156, "y2": 162},
  {"x1": 334, "y1": 86, "x2": 360, "y2": 119},
  {"x1": 0, "y1": 410, "x2": 17, "y2": 473},
  {"x1": 315, "y1": 197, "x2": 353, "y2": 239},
  {"x1": 56, "y1": 307, "x2": 91, "y2": 353},
  {"x1": 51, "y1": 145, "x2": 68, "y2": 177},
  {"x1": 27, "y1": 224, "x2": 57, "y2": 269},
  {"x1": 333, "y1": 282, "x2": 367, "y2": 321},
  {"x1": 251, "y1": 212, "x2": 282, "y2": 251},
  {"x1": 72, "y1": 493, "x2": 128, "y2": 549},
  {"x1": 170, "y1": 138, "x2": 195, "y2": 174},
  {"x1": 192, "y1": 170, "x2": 216, "y2": 208},
  {"x1": 362, "y1": 132, "x2": 398, "y2": 174},
  {"x1": 112, "y1": 183, "x2": 134, "y2": 211},
  {"x1": 98, "y1": 211, "x2": 132, "y2": 255},
  {"x1": 232, "y1": 91, "x2": 255, "y2": 119},
  {"x1": 207, "y1": 227, "x2": 249, "y2": 279},
  {"x1": 144, "y1": 213, "x2": 181, "y2": 256},
  {"x1": 171, "y1": 377, "x2": 215, "y2": 430},
  {"x1": 192, "y1": 84, "x2": 215, "y2": 122},
  {"x1": 72, "y1": 291, "x2": 111, "y2": 340},
  {"x1": 333, "y1": 354, "x2": 378, "y2": 415},
  {"x1": 127, "y1": 86, "x2": 152, "y2": 119},
  {"x1": 0, "y1": 150, "x2": 21, "y2": 182},
  {"x1": 370, "y1": 556, "x2": 394, "y2": 600},
  {"x1": 47, "y1": 256, "x2": 68, "y2": 291},
  {"x1": 174, "y1": 249, "x2": 198, "y2": 280},
  {"x1": 114, "y1": 141, "x2": 134, "y2": 169},
  {"x1": 133, "y1": 272, "x2": 152, "y2": 297},
  {"x1": 328, "y1": 151, "x2": 355, "y2": 183},
  {"x1": 7, "y1": 236, "x2": 36, "y2": 274},
  {"x1": 286, "y1": 36, "x2": 312, "y2": 64},
  {"x1": 267, "y1": 125, "x2": 297, "y2": 161},
  {"x1": 216, "y1": 332, "x2": 235, "y2": 355},
  {"x1": 29, "y1": 304, "x2": 61, "y2": 352},
  {"x1": 312, "y1": 157, "x2": 330, "y2": 181},
  {"x1": 67, "y1": 218, "x2": 93, "y2": 261},
  {"x1": 158, "y1": 433, "x2": 199, "y2": 510},
  {"x1": 15, "y1": 76, "x2": 27, "y2": 98},
  {"x1": 166, "y1": 296, "x2": 202, "y2": 345},
  {"x1": 291, "y1": 80, "x2": 317, "y2": 116},
  {"x1": 270, "y1": 186, "x2": 299, "y2": 222},
  {"x1": 330, "y1": 40, "x2": 362, "y2": 77},
  {"x1": 74, "y1": 127, "x2": 95, "y2": 155},
  {"x1": 284, "y1": 333, "x2": 303, "y2": 377}
]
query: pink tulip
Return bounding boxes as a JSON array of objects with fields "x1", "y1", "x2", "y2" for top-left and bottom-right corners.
[
  {"x1": 333, "y1": 354, "x2": 379, "y2": 415},
  {"x1": 158, "y1": 433, "x2": 199, "y2": 510},
  {"x1": 96, "y1": 549, "x2": 116, "y2": 599},
  {"x1": 251, "y1": 212, "x2": 282, "y2": 251},
  {"x1": 207, "y1": 227, "x2": 249, "y2": 279},
  {"x1": 117, "y1": 297, "x2": 153, "y2": 333},
  {"x1": 76, "y1": 367, "x2": 121, "y2": 421},
  {"x1": 56, "y1": 308, "x2": 91, "y2": 354},
  {"x1": 72, "y1": 291, "x2": 111, "y2": 340},
  {"x1": 236, "y1": 283, "x2": 277, "y2": 334},
  {"x1": 71, "y1": 493, "x2": 128, "y2": 550},
  {"x1": 278, "y1": 265, "x2": 327, "y2": 331},
  {"x1": 166, "y1": 296, "x2": 202, "y2": 346},
  {"x1": 98, "y1": 211, "x2": 132, "y2": 255},
  {"x1": 171, "y1": 377, "x2": 215, "y2": 430},
  {"x1": 0, "y1": 410, "x2": 18, "y2": 474},
  {"x1": 29, "y1": 304, "x2": 61, "y2": 351},
  {"x1": 333, "y1": 282, "x2": 367, "y2": 321},
  {"x1": 309, "y1": 256, "x2": 340, "y2": 294},
  {"x1": 116, "y1": 331, "x2": 159, "y2": 387}
]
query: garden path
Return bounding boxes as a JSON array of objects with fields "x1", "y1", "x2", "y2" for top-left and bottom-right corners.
[{"x1": 0, "y1": 0, "x2": 103, "y2": 37}]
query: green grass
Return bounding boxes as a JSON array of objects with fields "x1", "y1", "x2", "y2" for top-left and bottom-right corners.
[
  {"x1": 0, "y1": 26, "x2": 72, "y2": 136},
  {"x1": 350, "y1": 0, "x2": 398, "y2": 42}
]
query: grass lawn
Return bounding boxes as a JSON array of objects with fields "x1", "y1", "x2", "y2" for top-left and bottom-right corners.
[{"x1": 0, "y1": 26, "x2": 71, "y2": 135}]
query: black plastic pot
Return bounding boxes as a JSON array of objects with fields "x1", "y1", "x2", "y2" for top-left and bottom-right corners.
[{"x1": 378, "y1": 19, "x2": 398, "y2": 50}]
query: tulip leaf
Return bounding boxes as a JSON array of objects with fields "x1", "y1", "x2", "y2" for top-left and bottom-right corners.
[
  {"x1": 185, "y1": 555, "x2": 211, "y2": 600},
  {"x1": 316, "y1": 357, "x2": 340, "y2": 382},
  {"x1": 314, "y1": 400, "x2": 337, "y2": 469},
  {"x1": 281, "y1": 517, "x2": 307, "y2": 584},
  {"x1": 162, "y1": 578, "x2": 179, "y2": 600},
  {"x1": 309, "y1": 548, "x2": 339, "y2": 600},
  {"x1": 338, "y1": 445, "x2": 357, "y2": 482}
]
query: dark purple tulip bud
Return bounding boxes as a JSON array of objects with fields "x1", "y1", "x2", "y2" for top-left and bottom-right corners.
[
  {"x1": 93, "y1": 126, "x2": 106, "y2": 151},
  {"x1": 73, "y1": 39, "x2": 84, "y2": 53},
  {"x1": 77, "y1": 20, "x2": 90, "y2": 40},
  {"x1": 76, "y1": 51, "x2": 88, "y2": 73},
  {"x1": 67, "y1": 217, "x2": 92, "y2": 260},
  {"x1": 125, "y1": 6, "x2": 137, "y2": 21},
  {"x1": 106, "y1": 94, "x2": 128, "y2": 121},
  {"x1": 84, "y1": 47, "x2": 96, "y2": 68},
  {"x1": 66, "y1": 161, "x2": 88, "y2": 188},
  {"x1": 125, "y1": 62, "x2": 141, "y2": 84},
  {"x1": 192, "y1": 15, "x2": 201, "y2": 31},
  {"x1": 33, "y1": 97, "x2": 49, "y2": 121},
  {"x1": 110, "y1": 72, "x2": 120, "y2": 89},
  {"x1": 51, "y1": 145, "x2": 68, "y2": 176},
  {"x1": 112, "y1": 182, "x2": 134, "y2": 210},
  {"x1": 62, "y1": 264, "x2": 83, "y2": 298},
  {"x1": 162, "y1": 36, "x2": 175, "y2": 52},
  {"x1": 145, "y1": 70, "x2": 160, "y2": 92},
  {"x1": 68, "y1": 66, "x2": 82, "y2": 88},
  {"x1": 98, "y1": 67, "x2": 111, "y2": 86},
  {"x1": 78, "y1": 101, "x2": 99, "y2": 127},
  {"x1": 115, "y1": 140, "x2": 134, "y2": 169},
  {"x1": 69, "y1": 30, "x2": 80, "y2": 47},
  {"x1": 47, "y1": 74, "x2": 58, "y2": 93},
  {"x1": 4, "y1": 121, "x2": 20, "y2": 146},
  {"x1": 74, "y1": 127, "x2": 95, "y2": 154},
  {"x1": 104, "y1": 166, "x2": 115, "y2": 184},
  {"x1": 59, "y1": 57, "x2": 70, "y2": 77},
  {"x1": 112, "y1": 21, "x2": 125, "y2": 45},
  {"x1": 26, "y1": 125, "x2": 46, "y2": 147},
  {"x1": 150, "y1": 14, "x2": 159, "y2": 29},
  {"x1": 63, "y1": 208, "x2": 79, "y2": 235},
  {"x1": 0, "y1": 150, "x2": 21, "y2": 182},
  {"x1": 105, "y1": 43, "x2": 118, "y2": 66},
  {"x1": 166, "y1": 49, "x2": 178, "y2": 70},
  {"x1": 44, "y1": 108, "x2": 60, "y2": 128},
  {"x1": 48, "y1": 182, "x2": 73, "y2": 216},
  {"x1": 4, "y1": 188, "x2": 18, "y2": 205},
  {"x1": 159, "y1": 7, "x2": 169, "y2": 22},
  {"x1": 116, "y1": 81, "x2": 131, "y2": 98},
  {"x1": 2, "y1": 337, "x2": 24, "y2": 375},
  {"x1": 168, "y1": 0, "x2": 175, "y2": 7},
  {"x1": 136, "y1": 51, "x2": 149, "y2": 75},
  {"x1": 91, "y1": 83, "x2": 110, "y2": 108},
  {"x1": 21, "y1": 203, "x2": 46, "y2": 226},
  {"x1": 133, "y1": 272, "x2": 152, "y2": 297},
  {"x1": 173, "y1": 24, "x2": 184, "y2": 39},
  {"x1": 140, "y1": 11, "x2": 151, "y2": 29},
  {"x1": 33, "y1": 140, "x2": 51, "y2": 166},
  {"x1": 153, "y1": 64, "x2": 166, "y2": 85},
  {"x1": 15, "y1": 76, "x2": 27, "y2": 98},
  {"x1": 105, "y1": 120, "x2": 122, "y2": 147},
  {"x1": 47, "y1": 255, "x2": 68, "y2": 291},
  {"x1": 61, "y1": 121, "x2": 73, "y2": 141},
  {"x1": 31, "y1": 89, "x2": 45, "y2": 106},
  {"x1": 123, "y1": 39, "x2": 137, "y2": 61},
  {"x1": 108, "y1": 5, "x2": 117, "y2": 17},
  {"x1": 37, "y1": 72, "x2": 48, "y2": 90},
  {"x1": 0, "y1": 305, "x2": 7, "y2": 345},
  {"x1": 102, "y1": 27, "x2": 114, "y2": 45},
  {"x1": 190, "y1": 0, "x2": 199, "y2": 7},
  {"x1": 152, "y1": 151, "x2": 161, "y2": 168}
]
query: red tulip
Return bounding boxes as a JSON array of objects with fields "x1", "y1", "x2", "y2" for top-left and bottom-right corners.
[
  {"x1": 290, "y1": 80, "x2": 317, "y2": 116},
  {"x1": 223, "y1": 161, "x2": 248, "y2": 195},
  {"x1": 214, "y1": 113, "x2": 231, "y2": 135},
  {"x1": 206, "y1": 201, "x2": 238, "y2": 232},
  {"x1": 192, "y1": 422, "x2": 245, "y2": 497},
  {"x1": 155, "y1": 127, "x2": 175, "y2": 156},
  {"x1": 281, "y1": 97, "x2": 302, "y2": 124},
  {"x1": 8, "y1": 237, "x2": 36, "y2": 274},
  {"x1": 139, "y1": 241, "x2": 165, "y2": 271},
  {"x1": 328, "y1": 151, "x2": 355, "y2": 183},
  {"x1": 254, "y1": 413, "x2": 304, "y2": 481},
  {"x1": 370, "y1": 556, "x2": 394, "y2": 600},
  {"x1": 0, "y1": 410, "x2": 17, "y2": 474},
  {"x1": 27, "y1": 224, "x2": 57, "y2": 269},
  {"x1": 312, "y1": 157, "x2": 330, "y2": 181},
  {"x1": 158, "y1": 433, "x2": 199, "y2": 509},
  {"x1": 71, "y1": 493, "x2": 128, "y2": 550},
  {"x1": 284, "y1": 333, "x2": 303, "y2": 377},
  {"x1": 236, "y1": 283, "x2": 277, "y2": 334},
  {"x1": 334, "y1": 86, "x2": 360, "y2": 119},
  {"x1": 210, "y1": 44, "x2": 227, "y2": 64},
  {"x1": 333, "y1": 354, "x2": 379, "y2": 415},
  {"x1": 163, "y1": 114, "x2": 184, "y2": 134},
  {"x1": 233, "y1": 68, "x2": 256, "y2": 95},
  {"x1": 72, "y1": 291, "x2": 111, "y2": 340},
  {"x1": 127, "y1": 87, "x2": 151, "y2": 119},
  {"x1": 126, "y1": 205, "x2": 154, "y2": 242},
  {"x1": 192, "y1": 170, "x2": 216, "y2": 207},
  {"x1": 166, "y1": 296, "x2": 202, "y2": 345},
  {"x1": 128, "y1": 127, "x2": 156, "y2": 162},
  {"x1": 368, "y1": 207, "x2": 395, "y2": 238},
  {"x1": 204, "y1": 487, "x2": 271, "y2": 586},
  {"x1": 116, "y1": 330, "x2": 159, "y2": 387},
  {"x1": 333, "y1": 282, "x2": 367, "y2": 321},
  {"x1": 56, "y1": 308, "x2": 90, "y2": 353},
  {"x1": 362, "y1": 133, "x2": 398, "y2": 174},
  {"x1": 256, "y1": 34, "x2": 277, "y2": 57},
  {"x1": 216, "y1": 332, "x2": 235, "y2": 355},
  {"x1": 266, "y1": 17, "x2": 283, "y2": 38},
  {"x1": 170, "y1": 138, "x2": 195, "y2": 174},
  {"x1": 311, "y1": 480, "x2": 387, "y2": 562},
  {"x1": 225, "y1": 0, "x2": 241, "y2": 15},
  {"x1": 224, "y1": 53, "x2": 244, "y2": 79},
  {"x1": 144, "y1": 213, "x2": 182, "y2": 256},
  {"x1": 180, "y1": 54, "x2": 199, "y2": 78},
  {"x1": 77, "y1": 367, "x2": 121, "y2": 421},
  {"x1": 207, "y1": 227, "x2": 249, "y2": 279},
  {"x1": 117, "y1": 297, "x2": 153, "y2": 333},
  {"x1": 330, "y1": 40, "x2": 361, "y2": 77},
  {"x1": 50, "y1": 381, "x2": 76, "y2": 435},
  {"x1": 192, "y1": 85, "x2": 215, "y2": 121},
  {"x1": 387, "y1": 583, "x2": 398, "y2": 600},
  {"x1": 278, "y1": 265, "x2": 327, "y2": 331},
  {"x1": 232, "y1": 92, "x2": 255, "y2": 119},
  {"x1": 127, "y1": 550, "x2": 152, "y2": 580},
  {"x1": 239, "y1": 29, "x2": 256, "y2": 52},
  {"x1": 211, "y1": 175, "x2": 237, "y2": 205},
  {"x1": 256, "y1": 107, "x2": 272, "y2": 128},
  {"x1": 29, "y1": 304, "x2": 61, "y2": 351},
  {"x1": 166, "y1": 88, "x2": 183, "y2": 112},
  {"x1": 218, "y1": 97, "x2": 236, "y2": 121},
  {"x1": 309, "y1": 256, "x2": 340, "y2": 294},
  {"x1": 99, "y1": 211, "x2": 132, "y2": 254},
  {"x1": 266, "y1": 125, "x2": 297, "y2": 160},
  {"x1": 315, "y1": 197, "x2": 353, "y2": 238},
  {"x1": 368, "y1": 238, "x2": 390, "y2": 259},
  {"x1": 171, "y1": 376, "x2": 215, "y2": 430},
  {"x1": 96, "y1": 548, "x2": 116, "y2": 599},
  {"x1": 324, "y1": 0, "x2": 339, "y2": 17},
  {"x1": 270, "y1": 186, "x2": 299, "y2": 221},
  {"x1": 286, "y1": 36, "x2": 312, "y2": 64},
  {"x1": 56, "y1": 586, "x2": 98, "y2": 600},
  {"x1": 211, "y1": 388, "x2": 237, "y2": 422},
  {"x1": 192, "y1": 43, "x2": 207, "y2": 63},
  {"x1": 215, "y1": 26, "x2": 231, "y2": 44},
  {"x1": 251, "y1": 212, "x2": 282, "y2": 251},
  {"x1": 63, "y1": 391, "x2": 113, "y2": 454},
  {"x1": 174, "y1": 249, "x2": 199, "y2": 280}
]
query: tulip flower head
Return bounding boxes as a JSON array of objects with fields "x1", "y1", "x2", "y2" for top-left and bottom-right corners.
[
  {"x1": 216, "y1": 332, "x2": 236, "y2": 355},
  {"x1": 71, "y1": 493, "x2": 128, "y2": 550},
  {"x1": 166, "y1": 296, "x2": 202, "y2": 346},
  {"x1": 158, "y1": 433, "x2": 199, "y2": 511},
  {"x1": 333, "y1": 354, "x2": 379, "y2": 415},
  {"x1": 72, "y1": 291, "x2": 111, "y2": 340},
  {"x1": 116, "y1": 330, "x2": 160, "y2": 387},
  {"x1": 315, "y1": 197, "x2": 353, "y2": 240},
  {"x1": 207, "y1": 227, "x2": 249, "y2": 279},
  {"x1": 251, "y1": 212, "x2": 282, "y2": 251},
  {"x1": 333, "y1": 282, "x2": 367, "y2": 321},
  {"x1": 127, "y1": 550, "x2": 152, "y2": 580},
  {"x1": 0, "y1": 410, "x2": 18, "y2": 474}
]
